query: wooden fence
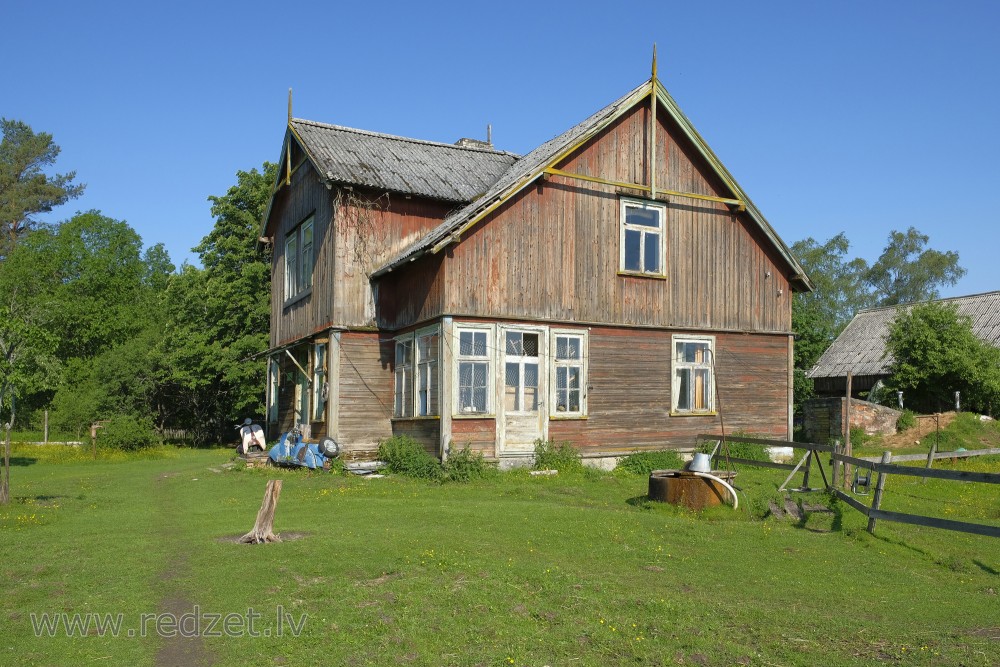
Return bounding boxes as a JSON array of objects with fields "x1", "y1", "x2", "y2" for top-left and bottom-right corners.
[{"x1": 696, "y1": 434, "x2": 1000, "y2": 538}]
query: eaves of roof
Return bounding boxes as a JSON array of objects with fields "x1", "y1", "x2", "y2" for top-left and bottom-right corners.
[{"x1": 371, "y1": 77, "x2": 813, "y2": 293}]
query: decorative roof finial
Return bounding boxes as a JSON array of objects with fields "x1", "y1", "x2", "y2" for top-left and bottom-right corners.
[
  {"x1": 288, "y1": 88, "x2": 293, "y2": 124},
  {"x1": 651, "y1": 43, "x2": 658, "y2": 82}
]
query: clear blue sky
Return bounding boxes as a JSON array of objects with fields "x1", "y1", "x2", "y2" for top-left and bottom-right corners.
[{"x1": 5, "y1": 0, "x2": 998, "y2": 297}]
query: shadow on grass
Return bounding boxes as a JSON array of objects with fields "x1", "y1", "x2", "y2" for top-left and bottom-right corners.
[
  {"x1": 626, "y1": 495, "x2": 653, "y2": 509},
  {"x1": 7, "y1": 456, "x2": 38, "y2": 467},
  {"x1": 973, "y1": 559, "x2": 999, "y2": 575}
]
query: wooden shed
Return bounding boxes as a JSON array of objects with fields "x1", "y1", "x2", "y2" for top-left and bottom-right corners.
[{"x1": 259, "y1": 70, "x2": 813, "y2": 462}]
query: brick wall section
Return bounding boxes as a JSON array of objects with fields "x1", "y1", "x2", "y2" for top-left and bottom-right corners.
[{"x1": 803, "y1": 397, "x2": 901, "y2": 444}]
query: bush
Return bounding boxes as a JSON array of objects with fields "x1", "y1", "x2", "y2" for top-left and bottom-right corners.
[
  {"x1": 616, "y1": 450, "x2": 685, "y2": 475},
  {"x1": 96, "y1": 415, "x2": 158, "y2": 451},
  {"x1": 377, "y1": 435, "x2": 443, "y2": 480},
  {"x1": 443, "y1": 444, "x2": 496, "y2": 482},
  {"x1": 533, "y1": 439, "x2": 583, "y2": 472},
  {"x1": 698, "y1": 432, "x2": 771, "y2": 462},
  {"x1": 896, "y1": 409, "x2": 917, "y2": 432}
]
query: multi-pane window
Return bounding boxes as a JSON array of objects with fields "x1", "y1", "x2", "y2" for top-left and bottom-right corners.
[
  {"x1": 620, "y1": 199, "x2": 665, "y2": 276},
  {"x1": 394, "y1": 338, "x2": 414, "y2": 418},
  {"x1": 312, "y1": 343, "x2": 327, "y2": 421},
  {"x1": 504, "y1": 332, "x2": 539, "y2": 413},
  {"x1": 672, "y1": 336, "x2": 715, "y2": 413},
  {"x1": 285, "y1": 215, "x2": 315, "y2": 300},
  {"x1": 393, "y1": 329, "x2": 440, "y2": 418},
  {"x1": 457, "y1": 329, "x2": 489, "y2": 414},
  {"x1": 416, "y1": 331, "x2": 439, "y2": 416},
  {"x1": 553, "y1": 333, "x2": 585, "y2": 416}
]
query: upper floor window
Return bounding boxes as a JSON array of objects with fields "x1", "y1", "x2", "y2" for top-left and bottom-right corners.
[
  {"x1": 285, "y1": 215, "x2": 314, "y2": 301},
  {"x1": 619, "y1": 199, "x2": 665, "y2": 276},
  {"x1": 672, "y1": 335, "x2": 715, "y2": 414}
]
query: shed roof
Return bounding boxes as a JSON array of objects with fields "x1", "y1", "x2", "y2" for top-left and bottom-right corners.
[
  {"x1": 370, "y1": 78, "x2": 813, "y2": 291},
  {"x1": 289, "y1": 119, "x2": 519, "y2": 203},
  {"x1": 807, "y1": 290, "x2": 1000, "y2": 380}
]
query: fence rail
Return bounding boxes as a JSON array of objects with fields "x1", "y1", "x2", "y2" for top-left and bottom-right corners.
[{"x1": 695, "y1": 434, "x2": 1000, "y2": 538}]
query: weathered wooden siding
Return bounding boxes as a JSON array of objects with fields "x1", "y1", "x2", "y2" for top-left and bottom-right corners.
[
  {"x1": 335, "y1": 331, "x2": 394, "y2": 456},
  {"x1": 334, "y1": 191, "x2": 452, "y2": 328},
  {"x1": 548, "y1": 325, "x2": 790, "y2": 451},
  {"x1": 450, "y1": 418, "x2": 497, "y2": 458},
  {"x1": 269, "y1": 161, "x2": 336, "y2": 348},
  {"x1": 432, "y1": 103, "x2": 792, "y2": 334},
  {"x1": 391, "y1": 419, "x2": 440, "y2": 456},
  {"x1": 269, "y1": 162, "x2": 452, "y2": 345}
]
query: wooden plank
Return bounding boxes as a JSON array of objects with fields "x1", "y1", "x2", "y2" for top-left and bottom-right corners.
[
  {"x1": 832, "y1": 488, "x2": 870, "y2": 516},
  {"x1": 698, "y1": 434, "x2": 835, "y2": 453},
  {"x1": 834, "y1": 452, "x2": 1000, "y2": 484},
  {"x1": 712, "y1": 455, "x2": 798, "y2": 471},
  {"x1": 867, "y1": 451, "x2": 891, "y2": 533},
  {"x1": 859, "y1": 447, "x2": 1000, "y2": 463},
  {"x1": 866, "y1": 508, "x2": 1000, "y2": 538}
]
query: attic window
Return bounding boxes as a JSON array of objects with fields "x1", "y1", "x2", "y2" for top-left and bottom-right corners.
[{"x1": 619, "y1": 199, "x2": 666, "y2": 277}]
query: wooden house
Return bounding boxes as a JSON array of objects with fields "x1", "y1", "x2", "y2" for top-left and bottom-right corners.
[{"x1": 259, "y1": 71, "x2": 813, "y2": 462}]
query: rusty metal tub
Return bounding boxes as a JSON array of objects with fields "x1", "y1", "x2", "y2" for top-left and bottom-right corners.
[{"x1": 648, "y1": 470, "x2": 738, "y2": 510}]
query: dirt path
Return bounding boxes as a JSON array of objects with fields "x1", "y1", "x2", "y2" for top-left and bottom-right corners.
[
  {"x1": 879, "y1": 411, "x2": 957, "y2": 449},
  {"x1": 152, "y1": 471, "x2": 215, "y2": 667}
]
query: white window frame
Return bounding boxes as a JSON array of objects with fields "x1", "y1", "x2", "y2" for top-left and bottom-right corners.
[
  {"x1": 454, "y1": 324, "x2": 493, "y2": 416},
  {"x1": 392, "y1": 326, "x2": 441, "y2": 418},
  {"x1": 671, "y1": 334, "x2": 716, "y2": 415},
  {"x1": 284, "y1": 214, "x2": 315, "y2": 301},
  {"x1": 393, "y1": 337, "x2": 414, "y2": 418},
  {"x1": 619, "y1": 198, "x2": 666, "y2": 277},
  {"x1": 312, "y1": 342, "x2": 327, "y2": 422},
  {"x1": 503, "y1": 330, "x2": 542, "y2": 415},
  {"x1": 550, "y1": 329, "x2": 588, "y2": 418},
  {"x1": 267, "y1": 356, "x2": 280, "y2": 423},
  {"x1": 415, "y1": 328, "x2": 440, "y2": 417}
]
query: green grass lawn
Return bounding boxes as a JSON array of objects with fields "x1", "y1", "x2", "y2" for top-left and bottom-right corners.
[{"x1": 1, "y1": 442, "x2": 997, "y2": 667}]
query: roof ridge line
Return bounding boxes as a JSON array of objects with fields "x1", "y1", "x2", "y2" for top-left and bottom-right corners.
[
  {"x1": 290, "y1": 117, "x2": 519, "y2": 157},
  {"x1": 856, "y1": 289, "x2": 1000, "y2": 315}
]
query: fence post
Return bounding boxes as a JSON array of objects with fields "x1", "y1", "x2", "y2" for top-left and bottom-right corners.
[
  {"x1": 843, "y1": 373, "x2": 853, "y2": 489},
  {"x1": 867, "y1": 451, "x2": 892, "y2": 534},
  {"x1": 923, "y1": 442, "x2": 937, "y2": 484},
  {"x1": 44, "y1": 410, "x2": 49, "y2": 445},
  {"x1": 831, "y1": 440, "x2": 840, "y2": 489}
]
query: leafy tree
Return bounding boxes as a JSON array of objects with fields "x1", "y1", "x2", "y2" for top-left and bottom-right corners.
[
  {"x1": 866, "y1": 227, "x2": 966, "y2": 307},
  {"x1": 791, "y1": 229, "x2": 965, "y2": 412},
  {"x1": 17, "y1": 211, "x2": 173, "y2": 432},
  {"x1": 883, "y1": 303, "x2": 1000, "y2": 415},
  {"x1": 0, "y1": 119, "x2": 84, "y2": 259},
  {"x1": 159, "y1": 163, "x2": 275, "y2": 443}
]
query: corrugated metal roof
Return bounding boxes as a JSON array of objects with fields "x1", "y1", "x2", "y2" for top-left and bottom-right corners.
[
  {"x1": 808, "y1": 290, "x2": 1000, "y2": 379},
  {"x1": 290, "y1": 119, "x2": 519, "y2": 203}
]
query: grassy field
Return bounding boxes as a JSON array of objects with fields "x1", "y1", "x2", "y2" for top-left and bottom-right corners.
[{"x1": 1, "y1": 433, "x2": 998, "y2": 666}]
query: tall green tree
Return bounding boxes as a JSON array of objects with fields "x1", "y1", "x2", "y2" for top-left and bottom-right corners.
[
  {"x1": 866, "y1": 227, "x2": 966, "y2": 306},
  {"x1": 160, "y1": 163, "x2": 275, "y2": 443},
  {"x1": 790, "y1": 228, "x2": 965, "y2": 412},
  {"x1": 0, "y1": 119, "x2": 84, "y2": 259},
  {"x1": 884, "y1": 303, "x2": 1000, "y2": 415}
]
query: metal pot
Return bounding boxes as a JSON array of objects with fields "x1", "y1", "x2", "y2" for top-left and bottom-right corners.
[{"x1": 688, "y1": 452, "x2": 711, "y2": 473}]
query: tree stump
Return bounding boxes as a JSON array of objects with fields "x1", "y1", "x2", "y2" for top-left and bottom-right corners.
[{"x1": 240, "y1": 480, "x2": 282, "y2": 544}]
